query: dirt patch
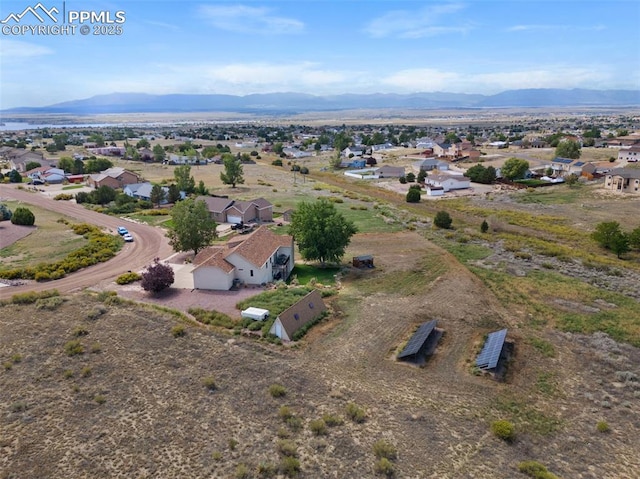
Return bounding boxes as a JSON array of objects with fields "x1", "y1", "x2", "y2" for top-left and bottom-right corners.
[{"x1": 0, "y1": 222, "x2": 35, "y2": 249}]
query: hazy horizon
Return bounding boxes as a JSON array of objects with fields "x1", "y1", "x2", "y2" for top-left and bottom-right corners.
[{"x1": 1, "y1": 0, "x2": 639, "y2": 110}]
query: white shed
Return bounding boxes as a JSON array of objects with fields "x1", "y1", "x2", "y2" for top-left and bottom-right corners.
[{"x1": 241, "y1": 307, "x2": 270, "y2": 321}]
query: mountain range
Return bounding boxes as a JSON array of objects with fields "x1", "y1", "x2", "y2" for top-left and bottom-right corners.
[{"x1": 3, "y1": 89, "x2": 639, "y2": 115}]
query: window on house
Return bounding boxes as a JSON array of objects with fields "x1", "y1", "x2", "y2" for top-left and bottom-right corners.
[
  {"x1": 294, "y1": 313, "x2": 300, "y2": 320},
  {"x1": 309, "y1": 302, "x2": 314, "y2": 309},
  {"x1": 250, "y1": 270, "x2": 253, "y2": 277}
]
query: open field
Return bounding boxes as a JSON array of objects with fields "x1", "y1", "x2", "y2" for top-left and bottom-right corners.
[{"x1": 1, "y1": 148, "x2": 640, "y2": 477}]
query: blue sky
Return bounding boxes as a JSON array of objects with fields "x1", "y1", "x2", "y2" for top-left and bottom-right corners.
[{"x1": 1, "y1": 0, "x2": 639, "y2": 109}]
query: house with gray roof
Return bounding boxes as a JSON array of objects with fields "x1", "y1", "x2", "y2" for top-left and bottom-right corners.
[
  {"x1": 604, "y1": 168, "x2": 640, "y2": 194},
  {"x1": 269, "y1": 289, "x2": 327, "y2": 341}
]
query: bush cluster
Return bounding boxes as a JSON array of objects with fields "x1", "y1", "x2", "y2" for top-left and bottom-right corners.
[
  {"x1": 116, "y1": 272, "x2": 142, "y2": 285},
  {"x1": 188, "y1": 307, "x2": 235, "y2": 328},
  {"x1": 0, "y1": 223, "x2": 120, "y2": 281},
  {"x1": 517, "y1": 460, "x2": 559, "y2": 479},
  {"x1": 54, "y1": 193, "x2": 74, "y2": 201},
  {"x1": 346, "y1": 402, "x2": 366, "y2": 423},
  {"x1": 491, "y1": 420, "x2": 516, "y2": 442}
]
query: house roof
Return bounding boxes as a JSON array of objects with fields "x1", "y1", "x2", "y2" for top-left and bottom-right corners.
[
  {"x1": 228, "y1": 200, "x2": 254, "y2": 214},
  {"x1": 608, "y1": 168, "x2": 640, "y2": 179},
  {"x1": 229, "y1": 226, "x2": 292, "y2": 268},
  {"x1": 277, "y1": 289, "x2": 327, "y2": 338},
  {"x1": 193, "y1": 246, "x2": 235, "y2": 273},
  {"x1": 252, "y1": 197, "x2": 272, "y2": 209},
  {"x1": 198, "y1": 196, "x2": 234, "y2": 213},
  {"x1": 377, "y1": 165, "x2": 405, "y2": 174},
  {"x1": 429, "y1": 174, "x2": 467, "y2": 183}
]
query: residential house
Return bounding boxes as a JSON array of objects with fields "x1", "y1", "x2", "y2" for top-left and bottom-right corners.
[
  {"x1": 550, "y1": 157, "x2": 586, "y2": 176},
  {"x1": 413, "y1": 158, "x2": 449, "y2": 172},
  {"x1": 342, "y1": 146, "x2": 364, "y2": 158},
  {"x1": 425, "y1": 185, "x2": 445, "y2": 196},
  {"x1": 89, "y1": 167, "x2": 141, "y2": 189},
  {"x1": 376, "y1": 165, "x2": 405, "y2": 178},
  {"x1": 580, "y1": 163, "x2": 598, "y2": 180},
  {"x1": 166, "y1": 154, "x2": 200, "y2": 165},
  {"x1": 618, "y1": 146, "x2": 640, "y2": 163},
  {"x1": 26, "y1": 166, "x2": 66, "y2": 184},
  {"x1": 426, "y1": 174, "x2": 470, "y2": 192},
  {"x1": 371, "y1": 142, "x2": 394, "y2": 152},
  {"x1": 269, "y1": 289, "x2": 327, "y2": 341},
  {"x1": 123, "y1": 182, "x2": 173, "y2": 204},
  {"x1": 192, "y1": 226, "x2": 294, "y2": 290},
  {"x1": 88, "y1": 146, "x2": 126, "y2": 156},
  {"x1": 138, "y1": 148, "x2": 154, "y2": 161},
  {"x1": 197, "y1": 196, "x2": 273, "y2": 224},
  {"x1": 283, "y1": 147, "x2": 312, "y2": 159},
  {"x1": 603, "y1": 168, "x2": 640, "y2": 194},
  {"x1": 1, "y1": 148, "x2": 49, "y2": 171}
]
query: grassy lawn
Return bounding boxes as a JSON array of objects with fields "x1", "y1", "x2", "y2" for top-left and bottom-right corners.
[
  {"x1": 515, "y1": 184, "x2": 591, "y2": 205},
  {"x1": 472, "y1": 267, "x2": 640, "y2": 347},
  {"x1": 290, "y1": 264, "x2": 339, "y2": 285},
  {"x1": 61, "y1": 184, "x2": 85, "y2": 191},
  {"x1": 0, "y1": 201, "x2": 88, "y2": 271}
]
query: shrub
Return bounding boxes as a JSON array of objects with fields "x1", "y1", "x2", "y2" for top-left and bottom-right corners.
[
  {"x1": 517, "y1": 460, "x2": 559, "y2": 479},
  {"x1": 286, "y1": 416, "x2": 303, "y2": 432},
  {"x1": 279, "y1": 405, "x2": 293, "y2": 420},
  {"x1": 64, "y1": 340, "x2": 84, "y2": 356},
  {"x1": 398, "y1": 176, "x2": 407, "y2": 184},
  {"x1": 0, "y1": 203, "x2": 12, "y2": 221},
  {"x1": 491, "y1": 420, "x2": 516, "y2": 442},
  {"x1": 269, "y1": 383, "x2": 287, "y2": 398},
  {"x1": 87, "y1": 305, "x2": 108, "y2": 320},
  {"x1": 276, "y1": 439, "x2": 298, "y2": 457},
  {"x1": 346, "y1": 402, "x2": 366, "y2": 423},
  {"x1": 406, "y1": 172, "x2": 416, "y2": 182},
  {"x1": 140, "y1": 258, "x2": 174, "y2": 293},
  {"x1": 54, "y1": 193, "x2": 74, "y2": 201},
  {"x1": 235, "y1": 464, "x2": 250, "y2": 479},
  {"x1": 94, "y1": 394, "x2": 106, "y2": 404},
  {"x1": 278, "y1": 456, "x2": 301, "y2": 477},
  {"x1": 322, "y1": 413, "x2": 344, "y2": 427},
  {"x1": 202, "y1": 376, "x2": 217, "y2": 391},
  {"x1": 171, "y1": 324, "x2": 186, "y2": 337},
  {"x1": 81, "y1": 366, "x2": 92, "y2": 377},
  {"x1": 228, "y1": 438, "x2": 238, "y2": 450},
  {"x1": 11, "y1": 206, "x2": 35, "y2": 226},
  {"x1": 374, "y1": 457, "x2": 395, "y2": 476},
  {"x1": 116, "y1": 271, "x2": 141, "y2": 285},
  {"x1": 406, "y1": 188, "x2": 421, "y2": 203},
  {"x1": 63, "y1": 369, "x2": 74, "y2": 379},
  {"x1": 481, "y1": 219, "x2": 489, "y2": 233},
  {"x1": 35, "y1": 296, "x2": 65, "y2": 310},
  {"x1": 212, "y1": 451, "x2": 222, "y2": 461},
  {"x1": 596, "y1": 421, "x2": 610, "y2": 433},
  {"x1": 11, "y1": 354, "x2": 22, "y2": 363},
  {"x1": 72, "y1": 326, "x2": 89, "y2": 337},
  {"x1": 188, "y1": 308, "x2": 235, "y2": 328},
  {"x1": 309, "y1": 419, "x2": 327, "y2": 436},
  {"x1": 433, "y1": 211, "x2": 452, "y2": 229},
  {"x1": 272, "y1": 159, "x2": 283, "y2": 166},
  {"x1": 90, "y1": 342, "x2": 102, "y2": 353},
  {"x1": 256, "y1": 462, "x2": 277, "y2": 478},
  {"x1": 11, "y1": 289, "x2": 59, "y2": 304},
  {"x1": 372, "y1": 439, "x2": 397, "y2": 460},
  {"x1": 3, "y1": 361, "x2": 12, "y2": 370}
]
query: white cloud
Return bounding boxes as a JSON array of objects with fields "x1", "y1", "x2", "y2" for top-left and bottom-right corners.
[
  {"x1": 198, "y1": 5, "x2": 304, "y2": 34},
  {"x1": 381, "y1": 67, "x2": 615, "y2": 93},
  {"x1": 0, "y1": 39, "x2": 53, "y2": 58},
  {"x1": 364, "y1": 3, "x2": 468, "y2": 38},
  {"x1": 507, "y1": 24, "x2": 607, "y2": 32}
]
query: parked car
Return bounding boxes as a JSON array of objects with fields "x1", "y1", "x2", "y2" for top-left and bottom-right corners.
[
  {"x1": 123, "y1": 233, "x2": 134, "y2": 242},
  {"x1": 117, "y1": 226, "x2": 128, "y2": 235}
]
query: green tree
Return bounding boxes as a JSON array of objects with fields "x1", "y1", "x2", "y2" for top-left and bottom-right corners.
[
  {"x1": 167, "y1": 184, "x2": 181, "y2": 203},
  {"x1": 93, "y1": 185, "x2": 117, "y2": 205},
  {"x1": 406, "y1": 188, "x2": 421, "y2": 203},
  {"x1": 174, "y1": 165, "x2": 196, "y2": 194},
  {"x1": 220, "y1": 154, "x2": 244, "y2": 188},
  {"x1": 610, "y1": 232, "x2": 630, "y2": 259},
  {"x1": 629, "y1": 227, "x2": 640, "y2": 250},
  {"x1": 591, "y1": 221, "x2": 624, "y2": 250},
  {"x1": 480, "y1": 219, "x2": 489, "y2": 233},
  {"x1": 333, "y1": 131, "x2": 352, "y2": 152},
  {"x1": 88, "y1": 133, "x2": 105, "y2": 147},
  {"x1": 289, "y1": 198, "x2": 357, "y2": 265},
  {"x1": 153, "y1": 144, "x2": 166, "y2": 163},
  {"x1": 85, "y1": 158, "x2": 113, "y2": 173},
  {"x1": 445, "y1": 132, "x2": 462, "y2": 143},
  {"x1": 195, "y1": 180, "x2": 209, "y2": 196},
  {"x1": 57, "y1": 157, "x2": 74, "y2": 173},
  {"x1": 565, "y1": 173, "x2": 580, "y2": 186},
  {"x1": 417, "y1": 169, "x2": 427, "y2": 183},
  {"x1": 136, "y1": 138, "x2": 150, "y2": 149},
  {"x1": 150, "y1": 184, "x2": 166, "y2": 207},
  {"x1": 11, "y1": 206, "x2": 35, "y2": 226},
  {"x1": 0, "y1": 204, "x2": 13, "y2": 221},
  {"x1": 72, "y1": 158, "x2": 85, "y2": 174},
  {"x1": 166, "y1": 198, "x2": 217, "y2": 255},
  {"x1": 273, "y1": 142, "x2": 284, "y2": 155},
  {"x1": 8, "y1": 170, "x2": 22, "y2": 183},
  {"x1": 501, "y1": 158, "x2": 529, "y2": 180},
  {"x1": 25, "y1": 161, "x2": 41, "y2": 171},
  {"x1": 464, "y1": 164, "x2": 496, "y2": 184},
  {"x1": 406, "y1": 172, "x2": 416, "y2": 182},
  {"x1": 433, "y1": 211, "x2": 452, "y2": 229},
  {"x1": 555, "y1": 139, "x2": 581, "y2": 159}
]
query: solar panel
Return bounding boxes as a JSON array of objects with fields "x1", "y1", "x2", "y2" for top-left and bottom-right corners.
[
  {"x1": 475, "y1": 329, "x2": 507, "y2": 370},
  {"x1": 397, "y1": 320, "x2": 437, "y2": 359},
  {"x1": 574, "y1": 161, "x2": 585, "y2": 167}
]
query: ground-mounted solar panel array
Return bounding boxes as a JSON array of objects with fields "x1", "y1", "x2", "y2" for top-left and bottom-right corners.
[
  {"x1": 475, "y1": 328, "x2": 508, "y2": 370},
  {"x1": 397, "y1": 320, "x2": 437, "y2": 359}
]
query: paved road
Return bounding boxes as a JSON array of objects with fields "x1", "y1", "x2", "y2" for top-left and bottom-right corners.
[{"x1": 0, "y1": 184, "x2": 174, "y2": 299}]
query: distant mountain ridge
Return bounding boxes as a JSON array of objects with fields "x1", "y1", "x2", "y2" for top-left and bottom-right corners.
[{"x1": 3, "y1": 89, "x2": 639, "y2": 115}]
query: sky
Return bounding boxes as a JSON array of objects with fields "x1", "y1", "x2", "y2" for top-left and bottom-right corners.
[{"x1": 1, "y1": 0, "x2": 639, "y2": 109}]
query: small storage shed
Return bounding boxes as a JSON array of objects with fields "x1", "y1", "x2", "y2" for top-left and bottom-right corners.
[
  {"x1": 353, "y1": 255, "x2": 374, "y2": 268},
  {"x1": 241, "y1": 307, "x2": 270, "y2": 321}
]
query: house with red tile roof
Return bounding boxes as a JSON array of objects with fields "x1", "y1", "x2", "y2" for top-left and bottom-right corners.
[{"x1": 191, "y1": 226, "x2": 294, "y2": 290}]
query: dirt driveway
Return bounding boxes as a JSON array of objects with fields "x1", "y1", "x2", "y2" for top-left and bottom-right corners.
[{"x1": 0, "y1": 222, "x2": 34, "y2": 249}]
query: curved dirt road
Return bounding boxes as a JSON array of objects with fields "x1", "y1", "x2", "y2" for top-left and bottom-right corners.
[{"x1": 0, "y1": 184, "x2": 174, "y2": 299}]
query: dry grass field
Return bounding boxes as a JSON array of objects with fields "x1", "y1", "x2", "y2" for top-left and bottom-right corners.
[{"x1": 2, "y1": 140, "x2": 640, "y2": 478}]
